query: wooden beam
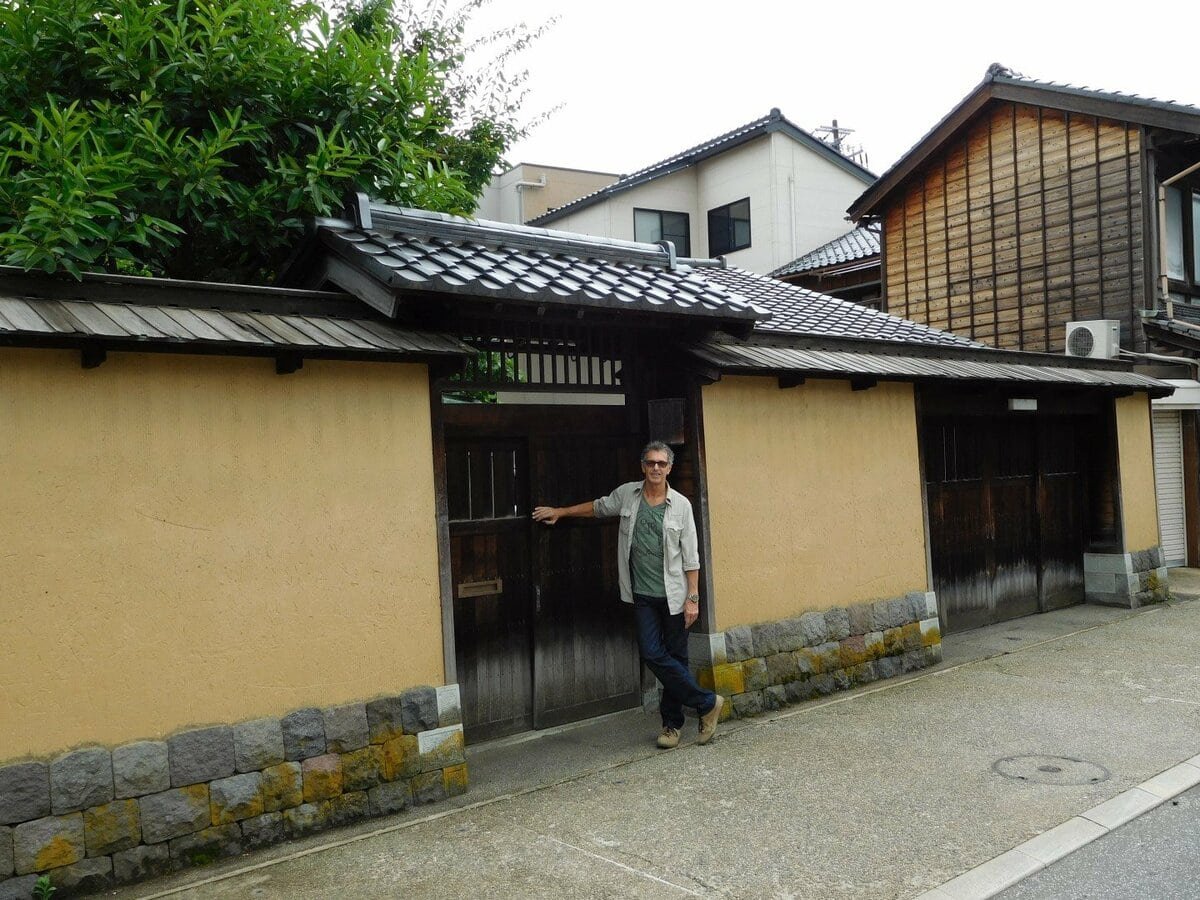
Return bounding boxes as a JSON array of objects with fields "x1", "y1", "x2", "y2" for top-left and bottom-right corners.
[
  {"x1": 275, "y1": 354, "x2": 303, "y2": 375},
  {"x1": 1184, "y1": 411, "x2": 1200, "y2": 566},
  {"x1": 81, "y1": 345, "x2": 106, "y2": 369},
  {"x1": 778, "y1": 374, "x2": 806, "y2": 389},
  {"x1": 851, "y1": 377, "x2": 878, "y2": 391}
]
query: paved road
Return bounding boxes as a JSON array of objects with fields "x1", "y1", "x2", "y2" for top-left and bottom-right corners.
[{"x1": 998, "y1": 784, "x2": 1200, "y2": 900}]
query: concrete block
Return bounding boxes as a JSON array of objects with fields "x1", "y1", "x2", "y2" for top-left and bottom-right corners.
[
  {"x1": 741, "y1": 657, "x2": 768, "y2": 691},
  {"x1": 301, "y1": 755, "x2": 343, "y2": 803},
  {"x1": 138, "y1": 785, "x2": 210, "y2": 844},
  {"x1": 1013, "y1": 817, "x2": 1106, "y2": 865},
  {"x1": 687, "y1": 632, "x2": 727, "y2": 668},
  {"x1": 13, "y1": 814, "x2": 85, "y2": 874},
  {"x1": 824, "y1": 607, "x2": 850, "y2": 641},
  {"x1": 233, "y1": 718, "x2": 285, "y2": 773},
  {"x1": 410, "y1": 771, "x2": 447, "y2": 805},
  {"x1": 723, "y1": 625, "x2": 754, "y2": 663},
  {"x1": 382, "y1": 735, "x2": 420, "y2": 781},
  {"x1": 436, "y1": 684, "x2": 463, "y2": 727},
  {"x1": 83, "y1": 799, "x2": 141, "y2": 857},
  {"x1": 341, "y1": 747, "x2": 385, "y2": 793},
  {"x1": 1140, "y1": 762, "x2": 1200, "y2": 799},
  {"x1": 169, "y1": 823, "x2": 241, "y2": 869},
  {"x1": 281, "y1": 709, "x2": 326, "y2": 761},
  {"x1": 260, "y1": 762, "x2": 303, "y2": 813},
  {"x1": 923, "y1": 591, "x2": 939, "y2": 618},
  {"x1": 1084, "y1": 571, "x2": 1118, "y2": 595},
  {"x1": 1082, "y1": 787, "x2": 1164, "y2": 829},
  {"x1": 400, "y1": 687, "x2": 439, "y2": 734},
  {"x1": 168, "y1": 726, "x2": 234, "y2": 787},
  {"x1": 1083, "y1": 552, "x2": 1133, "y2": 575},
  {"x1": 417, "y1": 726, "x2": 466, "y2": 773},
  {"x1": 0, "y1": 825, "x2": 10, "y2": 877},
  {"x1": 210, "y1": 772, "x2": 264, "y2": 825},
  {"x1": 281, "y1": 802, "x2": 331, "y2": 838},
  {"x1": 240, "y1": 812, "x2": 285, "y2": 851},
  {"x1": 322, "y1": 704, "x2": 369, "y2": 754},
  {"x1": 365, "y1": 696, "x2": 405, "y2": 745},
  {"x1": 329, "y1": 792, "x2": 369, "y2": 827},
  {"x1": 919, "y1": 618, "x2": 942, "y2": 647},
  {"x1": 444, "y1": 765, "x2": 469, "y2": 798},
  {"x1": 798, "y1": 611, "x2": 827, "y2": 647},
  {"x1": 50, "y1": 747, "x2": 113, "y2": 814},
  {"x1": 47, "y1": 856, "x2": 112, "y2": 894},
  {"x1": 111, "y1": 843, "x2": 171, "y2": 884},
  {"x1": 937, "y1": 848, "x2": 1042, "y2": 898},
  {"x1": 0, "y1": 877, "x2": 37, "y2": 900},
  {"x1": 113, "y1": 741, "x2": 169, "y2": 798},
  {"x1": 0, "y1": 763, "x2": 50, "y2": 825},
  {"x1": 368, "y1": 781, "x2": 411, "y2": 817}
]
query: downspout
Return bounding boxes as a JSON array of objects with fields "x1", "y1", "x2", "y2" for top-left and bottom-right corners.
[
  {"x1": 513, "y1": 174, "x2": 547, "y2": 224},
  {"x1": 1156, "y1": 159, "x2": 1200, "y2": 315}
]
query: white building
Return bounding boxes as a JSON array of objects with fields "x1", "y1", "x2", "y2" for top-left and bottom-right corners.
[{"x1": 479, "y1": 109, "x2": 875, "y2": 275}]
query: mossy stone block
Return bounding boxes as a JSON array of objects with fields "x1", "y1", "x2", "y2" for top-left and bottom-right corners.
[
  {"x1": 48, "y1": 855, "x2": 113, "y2": 894},
  {"x1": 83, "y1": 799, "x2": 140, "y2": 857},
  {"x1": 209, "y1": 772, "x2": 264, "y2": 825},
  {"x1": 341, "y1": 746, "x2": 385, "y2": 793},
  {"x1": 0, "y1": 825, "x2": 11, "y2": 877},
  {"x1": 301, "y1": 755, "x2": 343, "y2": 803},
  {"x1": 765, "y1": 652, "x2": 798, "y2": 686},
  {"x1": 730, "y1": 690, "x2": 764, "y2": 718},
  {"x1": 138, "y1": 784, "x2": 209, "y2": 844},
  {"x1": 410, "y1": 771, "x2": 447, "y2": 805},
  {"x1": 322, "y1": 704, "x2": 369, "y2": 754},
  {"x1": 741, "y1": 657, "x2": 769, "y2": 691},
  {"x1": 281, "y1": 802, "x2": 331, "y2": 839},
  {"x1": 112, "y1": 843, "x2": 171, "y2": 884},
  {"x1": 168, "y1": 824, "x2": 241, "y2": 870},
  {"x1": 13, "y1": 813, "x2": 85, "y2": 874},
  {"x1": 920, "y1": 618, "x2": 942, "y2": 647},
  {"x1": 365, "y1": 696, "x2": 405, "y2": 745},
  {"x1": 382, "y1": 735, "x2": 420, "y2": 781},
  {"x1": 281, "y1": 709, "x2": 326, "y2": 762},
  {"x1": 50, "y1": 748, "x2": 113, "y2": 815},
  {"x1": 901, "y1": 621, "x2": 923, "y2": 652},
  {"x1": 241, "y1": 812, "x2": 285, "y2": 851},
  {"x1": 443, "y1": 764, "x2": 469, "y2": 798},
  {"x1": 260, "y1": 762, "x2": 303, "y2": 813},
  {"x1": 417, "y1": 727, "x2": 466, "y2": 774},
  {"x1": 329, "y1": 792, "x2": 369, "y2": 827},
  {"x1": 368, "y1": 781, "x2": 411, "y2": 817},
  {"x1": 709, "y1": 662, "x2": 745, "y2": 696},
  {"x1": 839, "y1": 635, "x2": 868, "y2": 668},
  {"x1": 113, "y1": 741, "x2": 169, "y2": 799}
]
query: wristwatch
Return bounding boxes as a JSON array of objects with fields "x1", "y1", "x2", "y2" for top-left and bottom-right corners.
[{"x1": 686, "y1": 594, "x2": 699, "y2": 603}]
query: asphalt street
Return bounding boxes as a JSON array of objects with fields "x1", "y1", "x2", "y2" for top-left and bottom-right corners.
[{"x1": 998, "y1": 784, "x2": 1200, "y2": 900}]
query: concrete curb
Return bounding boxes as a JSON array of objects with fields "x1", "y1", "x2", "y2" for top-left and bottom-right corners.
[{"x1": 914, "y1": 754, "x2": 1200, "y2": 899}]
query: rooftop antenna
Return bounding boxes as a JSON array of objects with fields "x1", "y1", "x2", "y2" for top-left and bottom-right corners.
[{"x1": 812, "y1": 119, "x2": 869, "y2": 168}]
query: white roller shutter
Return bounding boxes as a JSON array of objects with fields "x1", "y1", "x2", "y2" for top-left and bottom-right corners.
[{"x1": 1152, "y1": 410, "x2": 1187, "y2": 567}]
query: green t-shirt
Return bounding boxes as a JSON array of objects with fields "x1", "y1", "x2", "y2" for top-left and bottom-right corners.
[{"x1": 631, "y1": 495, "x2": 667, "y2": 598}]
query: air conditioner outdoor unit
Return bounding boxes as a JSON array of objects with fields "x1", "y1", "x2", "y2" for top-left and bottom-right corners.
[{"x1": 1065, "y1": 320, "x2": 1121, "y2": 359}]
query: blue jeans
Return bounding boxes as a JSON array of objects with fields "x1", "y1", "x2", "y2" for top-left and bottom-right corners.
[{"x1": 633, "y1": 593, "x2": 717, "y2": 730}]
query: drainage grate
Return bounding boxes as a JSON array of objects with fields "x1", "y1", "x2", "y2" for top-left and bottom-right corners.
[{"x1": 992, "y1": 754, "x2": 1111, "y2": 785}]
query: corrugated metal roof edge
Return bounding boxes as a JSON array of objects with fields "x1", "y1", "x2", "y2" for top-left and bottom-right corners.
[{"x1": 688, "y1": 342, "x2": 1174, "y2": 397}]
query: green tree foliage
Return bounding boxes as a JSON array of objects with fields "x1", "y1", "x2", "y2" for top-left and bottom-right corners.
[{"x1": 0, "y1": 0, "x2": 537, "y2": 281}]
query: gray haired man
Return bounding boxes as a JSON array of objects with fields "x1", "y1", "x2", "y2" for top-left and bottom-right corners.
[{"x1": 532, "y1": 441, "x2": 723, "y2": 748}]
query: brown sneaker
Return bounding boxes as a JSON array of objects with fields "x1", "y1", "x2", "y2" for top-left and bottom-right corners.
[
  {"x1": 656, "y1": 726, "x2": 681, "y2": 749},
  {"x1": 697, "y1": 695, "x2": 725, "y2": 745}
]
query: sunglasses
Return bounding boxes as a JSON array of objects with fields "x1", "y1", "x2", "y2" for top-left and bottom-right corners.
[{"x1": 642, "y1": 459, "x2": 671, "y2": 469}]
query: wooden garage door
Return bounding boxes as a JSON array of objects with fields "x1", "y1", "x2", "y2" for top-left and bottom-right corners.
[
  {"x1": 924, "y1": 416, "x2": 1085, "y2": 633},
  {"x1": 1152, "y1": 410, "x2": 1186, "y2": 567}
]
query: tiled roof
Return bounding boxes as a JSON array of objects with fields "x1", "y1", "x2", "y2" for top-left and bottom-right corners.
[
  {"x1": 698, "y1": 265, "x2": 979, "y2": 348},
  {"x1": 317, "y1": 206, "x2": 763, "y2": 323},
  {"x1": 771, "y1": 227, "x2": 881, "y2": 278},
  {"x1": 690, "y1": 334, "x2": 1174, "y2": 396},
  {"x1": 528, "y1": 109, "x2": 874, "y2": 226},
  {"x1": 0, "y1": 274, "x2": 470, "y2": 361}
]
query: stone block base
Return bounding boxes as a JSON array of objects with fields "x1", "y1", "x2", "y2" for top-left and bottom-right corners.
[
  {"x1": 1084, "y1": 547, "x2": 1169, "y2": 607},
  {"x1": 691, "y1": 591, "x2": 942, "y2": 720},
  {"x1": 0, "y1": 685, "x2": 466, "y2": 896}
]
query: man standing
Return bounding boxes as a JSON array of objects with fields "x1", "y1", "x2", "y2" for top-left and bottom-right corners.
[{"x1": 532, "y1": 441, "x2": 724, "y2": 749}]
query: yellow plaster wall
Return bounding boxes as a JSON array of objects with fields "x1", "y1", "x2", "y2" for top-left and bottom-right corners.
[
  {"x1": 702, "y1": 377, "x2": 929, "y2": 630},
  {"x1": 0, "y1": 349, "x2": 443, "y2": 760},
  {"x1": 1116, "y1": 393, "x2": 1161, "y2": 551}
]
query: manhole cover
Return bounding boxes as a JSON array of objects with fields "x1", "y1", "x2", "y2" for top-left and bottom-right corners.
[{"x1": 993, "y1": 755, "x2": 1110, "y2": 785}]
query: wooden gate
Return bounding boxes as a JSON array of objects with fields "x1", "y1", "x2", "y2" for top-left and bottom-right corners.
[
  {"x1": 445, "y1": 408, "x2": 642, "y2": 741},
  {"x1": 923, "y1": 415, "x2": 1085, "y2": 633}
]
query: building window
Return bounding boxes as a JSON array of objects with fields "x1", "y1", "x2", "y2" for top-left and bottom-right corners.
[
  {"x1": 707, "y1": 198, "x2": 751, "y2": 256},
  {"x1": 1163, "y1": 181, "x2": 1200, "y2": 301},
  {"x1": 633, "y1": 209, "x2": 690, "y2": 256}
]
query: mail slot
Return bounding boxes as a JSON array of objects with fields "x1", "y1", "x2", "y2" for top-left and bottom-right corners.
[{"x1": 458, "y1": 578, "x2": 503, "y2": 599}]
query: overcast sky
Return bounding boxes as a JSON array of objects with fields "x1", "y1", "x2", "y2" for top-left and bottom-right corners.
[{"x1": 467, "y1": 0, "x2": 1197, "y2": 179}]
